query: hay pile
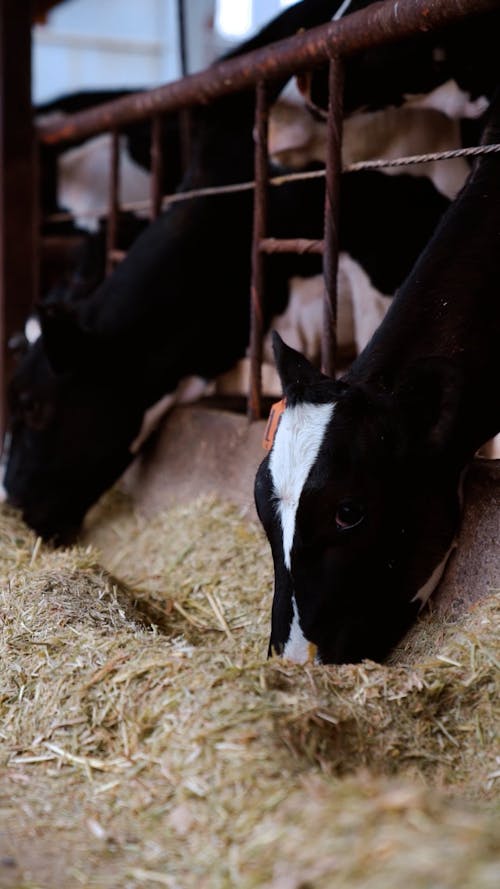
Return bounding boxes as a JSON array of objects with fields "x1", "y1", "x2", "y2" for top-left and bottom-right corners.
[{"x1": 0, "y1": 493, "x2": 498, "y2": 888}]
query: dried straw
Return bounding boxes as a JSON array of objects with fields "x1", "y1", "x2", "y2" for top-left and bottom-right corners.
[{"x1": 0, "y1": 492, "x2": 498, "y2": 888}]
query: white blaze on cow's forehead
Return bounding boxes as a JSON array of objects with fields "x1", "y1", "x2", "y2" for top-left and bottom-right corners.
[{"x1": 269, "y1": 401, "x2": 334, "y2": 570}]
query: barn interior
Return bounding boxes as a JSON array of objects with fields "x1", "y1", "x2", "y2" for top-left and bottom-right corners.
[{"x1": 0, "y1": 1, "x2": 499, "y2": 886}]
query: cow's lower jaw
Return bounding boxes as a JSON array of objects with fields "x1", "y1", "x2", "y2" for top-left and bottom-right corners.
[
  {"x1": 19, "y1": 502, "x2": 84, "y2": 545},
  {"x1": 281, "y1": 595, "x2": 319, "y2": 664}
]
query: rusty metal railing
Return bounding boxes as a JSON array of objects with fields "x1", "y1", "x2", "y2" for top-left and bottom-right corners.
[{"x1": 34, "y1": 0, "x2": 500, "y2": 421}]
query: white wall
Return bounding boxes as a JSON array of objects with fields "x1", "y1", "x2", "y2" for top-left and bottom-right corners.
[
  {"x1": 33, "y1": 0, "x2": 296, "y2": 106},
  {"x1": 33, "y1": 0, "x2": 182, "y2": 103}
]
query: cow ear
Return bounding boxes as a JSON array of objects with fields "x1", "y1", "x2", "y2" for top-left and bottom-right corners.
[
  {"x1": 37, "y1": 301, "x2": 90, "y2": 374},
  {"x1": 395, "y1": 357, "x2": 462, "y2": 452},
  {"x1": 272, "y1": 331, "x2": 325, "y2": 395}
]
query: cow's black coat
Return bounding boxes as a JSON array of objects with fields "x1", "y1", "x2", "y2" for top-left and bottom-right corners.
[
  {"x1": 6, "y1": 0, "x2": 347, "y2": 541},
  {"x1": 301, "y1": 0, "x2": 500, "y2": 114},
  {"x1": 255, "y1": 89, "x2": 500, "y2": 665}
]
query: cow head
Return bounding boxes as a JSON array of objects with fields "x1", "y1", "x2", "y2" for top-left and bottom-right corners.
[
  {"x1": 254, "y1": 334, "x2": 463, "y2": 664},
  {"x1": 4, "y1": 305, "x2": 144, "y2": 543}
]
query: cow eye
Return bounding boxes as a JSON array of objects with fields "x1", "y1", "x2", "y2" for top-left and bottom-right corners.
[{"x1": 335, "y1": 499, "x2": 365, "y2": 530}]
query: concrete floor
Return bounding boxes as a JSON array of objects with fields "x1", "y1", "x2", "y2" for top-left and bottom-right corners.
[{"x1": 122, "y1": 404, "x2": 500, "y2": 621}]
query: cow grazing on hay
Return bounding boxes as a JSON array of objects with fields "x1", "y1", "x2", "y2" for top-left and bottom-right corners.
[
  {"x1": 4, "y1": 0, "x2": 346, "y2": 543},
  {"x1": 254, "y1": 89, "x2": 500, "y2": 665}
]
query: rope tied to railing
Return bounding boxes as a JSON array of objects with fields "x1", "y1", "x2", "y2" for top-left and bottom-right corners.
[{"x1": 44, "y1": 141, "x2": 500, "y2": 225}]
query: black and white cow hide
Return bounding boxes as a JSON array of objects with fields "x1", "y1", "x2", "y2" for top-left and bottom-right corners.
[
  {"x1": 254, "y1": 89, "x2": 500, "y2": 665},
  {"x1": 4, "y1": 0, "x2": 347, "y2": 542}
]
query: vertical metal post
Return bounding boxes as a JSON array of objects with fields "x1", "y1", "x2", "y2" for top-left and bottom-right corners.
[
  {"x1": 151, "y1": 115, "x2": 164, "y2": 219},
  {"x1": 177, "y1": 0, "x2": 188, "y2": 77},
  {"x1": 179, "y1": 108, "x2": 192, "y2": 173},
  {"x1": 322, "y1": 55, "x2": 344, "y2": 378},
  {"x1": 106, "y1": 128, "x2": 120, "y2": 275},
  {"x1": 248, "y1": 80, "x2": 269, "y2": 421},
  {"x1": 0, "y1": 0, "x2": 38, "y2": 448}
]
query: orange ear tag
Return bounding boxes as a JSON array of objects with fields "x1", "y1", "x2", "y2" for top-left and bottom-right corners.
[{"x1": 262, "y1": 398, "x2": 286, "y2": 451}]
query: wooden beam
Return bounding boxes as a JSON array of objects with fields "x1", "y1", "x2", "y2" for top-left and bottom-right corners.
[{"x1": 0, "y1": 0, "x2": 38, "y2": 445}]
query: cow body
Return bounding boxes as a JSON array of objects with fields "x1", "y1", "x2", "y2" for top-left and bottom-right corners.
[
  {"x1": 37, "y1": 88, "x2": 185, "y2": 220},
  {"x1": 300, "y1": 1, "x2": 500, "y2": 115},
  {"x1": 57, "y1": 134, "x2": 152, "y2": 232},
  {"x1": 255, "y1": 94, "x2": 500, "y2": 665},
  {"x1": 270, "y1": 80, "x2": 479, "y2": 200},
  {"x1": 5, "y1": 155, "x2": 451, "y2": 542},
  {"x1": 5, "y1": 0, "x2": 347, "y2": 542}
]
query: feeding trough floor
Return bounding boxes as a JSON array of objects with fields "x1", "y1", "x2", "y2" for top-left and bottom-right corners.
[{"x1": 0, "y1": 404, "x2": 498, "y2": 888}]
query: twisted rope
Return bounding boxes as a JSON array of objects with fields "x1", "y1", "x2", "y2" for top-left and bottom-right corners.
[{"x1": 44, "y1": 141, "x2": 500, "y2": 224}]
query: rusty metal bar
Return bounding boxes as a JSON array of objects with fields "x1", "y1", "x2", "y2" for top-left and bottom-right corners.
[
  {"x1": 179, "y1": 108, "x2": 192, "y2": 172},
  {"x1": 41, "y1": 235, "x2": 86, "y2": 252},
  {"x1": 248, "y1": 81, "x2": 270, "y2": 422},
  {"x1": 106, "y1": 129, "x2": 120, "y2": 276},
  {"x1": 37, "y1": 0, "x2": 499, "y2": 147},
  {"x1": 0, "y1": 0, "x2": 37, "y2": 449},
  {"x1": 150, "y1": 115, "x2": 163, "y2": 220},
  {"x1": 322, "y1": 55, "x2": 344, "y2": 378},
  {"x1": 260, "y1": 237, "x2": 324, "y2": 255},
  {"x1": 177, "y1": 0, "x2": 188, "y2": 77}
]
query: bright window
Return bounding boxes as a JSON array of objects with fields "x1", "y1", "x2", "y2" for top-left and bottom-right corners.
[{"x1": 216, "y1": 0, "x2": 253, "y2": 38}]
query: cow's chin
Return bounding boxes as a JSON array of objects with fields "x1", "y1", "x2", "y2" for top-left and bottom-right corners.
[
  {"x1": 19, "y1": 503, "x2": 85, "y2": 546},
  {"x1": 271, "y1": 576, "x2": 423, "y2": 666}
]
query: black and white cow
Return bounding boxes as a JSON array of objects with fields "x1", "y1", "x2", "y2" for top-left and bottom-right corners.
[
  {"x1": 4, "y1": 0, "x2": 347, "y2": 542},
  {"x1": 37, "y1": 88, "x2": 185, "y2": 225},
  {"x1": 299, "y1": 0, "x2": 500, "y2": 115},
  {"x1": 254, "y1": 89, "x2": 500, "y2": 665},
  {"x1": 5, "y1": 153, "x2": 451, "y2": 542},
  {"x1": 239, "y1": 1, "x2": 495, "y2": 393}
]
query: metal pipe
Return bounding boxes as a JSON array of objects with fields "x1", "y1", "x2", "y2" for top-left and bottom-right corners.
[
  {"x1": 248, "y1": 81, "x2": 269, "y2": 422},
  {"x1": 322, "y1": 55, "x2": 344, "y2": 378},
  {"x1": 0, "y1": 0, "x2": 37, "y2": 449},
  {"x1": 260, "y1": 237, "x2": 324, "y2": 255},
  {"x1": 106, "y1": 129, "x2": 120, "y2": 276},
  {"x1": 179, "y1": 108, "x2": 192, "y2": 172},
  {"x1": 150, "y1": 115, "x2": 163, "y2": 220},
  {"x1": 177, "y1": 0, "x2": 188, "y2": 77},
  {"x1": 37, "y1": 0, "x2": 499, "y2": 146}
]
